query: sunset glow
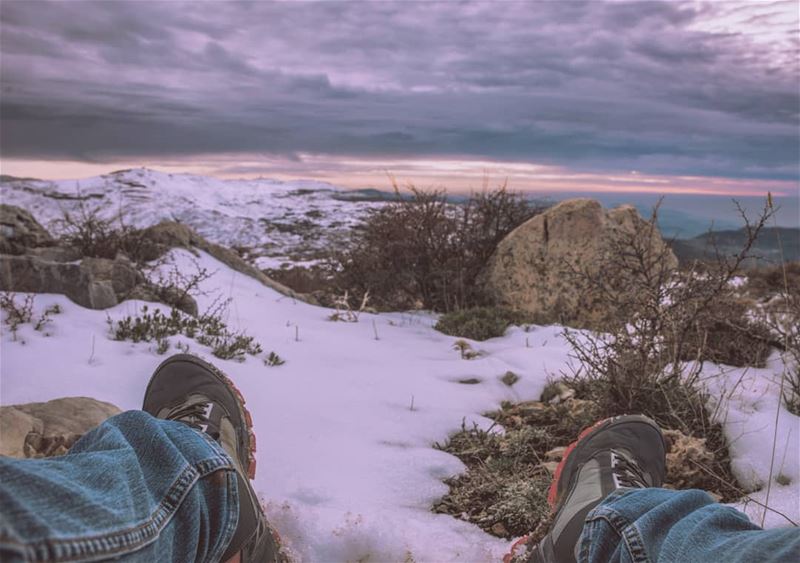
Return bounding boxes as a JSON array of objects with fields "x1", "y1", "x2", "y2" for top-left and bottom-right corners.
[{"x1": 1, "y1": 1, "x2": 798, "y2": 198}]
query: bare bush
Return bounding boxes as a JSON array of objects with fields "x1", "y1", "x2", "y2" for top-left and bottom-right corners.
[
  {"x1": 327, "y1": 290, "x2": 370, "y2": 322},
  {"x1": 757, "y1": 271, "x2": 800, "y2": 415},
  {"x1": 1, "y1": 294, "x2": 62, "y2": 339},
  {"x1": 142, "y1": 256, "x2": 214, "y2": 315},
  {"x1": 1, "y1": 292, "x2": 35, "y2": 337},
  {"x1": 56, "y1": 201, "x2": 153, "y2": 263},
  {"x1": 562, "y1": 200, "x2": 775, "y2": 434},
  {"x1": 330, "y1": 180, "x2": 543, "y2": 312}
]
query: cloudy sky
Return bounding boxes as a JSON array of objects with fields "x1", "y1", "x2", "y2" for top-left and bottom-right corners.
[{"x1": 1, "y1": 0, "x2": 798, "y2": 195}]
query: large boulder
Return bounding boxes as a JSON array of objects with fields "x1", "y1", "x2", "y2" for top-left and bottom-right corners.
[
  {"x1": 0, "y1": 204, "x2": 54, "y2": 255},
  {"x1": 0, "y1": 397, "x2": 122, "y2": 458},
  {"x1": 482, "y1": 199, "x2": 678, "y2": 329}
]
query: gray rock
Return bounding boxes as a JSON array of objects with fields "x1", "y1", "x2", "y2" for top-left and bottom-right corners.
[
  {"x1": 29, "y1": 245, "x2": 83, "y2": 262},
  {"x1": 126, "y1": 285, "x2": 198, "y2": 316},
  {"x1": 0, "y1": 254, "x2": 146, "y2": 309},
  {"x1": 0, "y1": 397, "x2": 122, "y2": 458},
  {"x1": 0, "y1": 204, "x2": 54, "y2": 255}
]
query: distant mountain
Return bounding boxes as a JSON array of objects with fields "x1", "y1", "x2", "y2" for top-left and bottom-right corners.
[
  {"x1": 669, "y1": 227, "x2": 800, "y2": 266},
  {"x1": 0, "y1": 167, "x2": 382, "y2": 269}
]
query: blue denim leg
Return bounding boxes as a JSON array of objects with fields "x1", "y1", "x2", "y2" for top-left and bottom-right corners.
[
  {"x1": 580, "y1": 488, "x2": 800, "y2": 563},
  {"x1": 0, "y1": 411, "x2": 239, "y2": 562}
]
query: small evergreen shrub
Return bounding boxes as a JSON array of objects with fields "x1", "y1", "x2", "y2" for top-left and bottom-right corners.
[
  {"x1": 109, "y1": 304, "x2": 265, "y2": 362},
  {"x1": 436, "y1": 307, "x2": 531, "y2": 341},
  {"x1": 264, "y1": 352, "x2": 286, "y2": 366}
]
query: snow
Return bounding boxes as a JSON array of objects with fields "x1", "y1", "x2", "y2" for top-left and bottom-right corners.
[
  {"x1": 704, "y1": 359, "x2": 800, "y2": 528},
  {"x1": 0, "y1": 248, "x2": 567, "y2": 561},
  {"x1": 1, "y1": 169, "x2": 798, "y2": 560},
  {"x1": 0, "y1": 167, "x2": 383, "y2": 268},
  {"x1": 2, "y1": 248, "x2": 798, "y2": 559}
]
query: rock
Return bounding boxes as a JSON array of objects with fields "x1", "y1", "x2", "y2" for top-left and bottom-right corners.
[
  {"x1": 141, "y1": 221, "x2": 319, "y2": 305},
  {"x1": 126, "y1": 285, "x2": 198, "y2": 316},
  {"x1": 482, "y1": 199, "x2": 678, "y2": 329},
  {"x1": 545, "y1": 446, "x2": 566, "y2": 461},
  {"x1": 0, "y1": 209, "x2": 314, "y2": 309},
  {"x1": 0, "y1": 254, "x2": 144, "y2": 309},
  {"x1": 0, "y1": 397, "x2": 122, "y2": 458},
  {"x1": 0, "y1": 204, "x2": 54, "y2": 255},
  {"x1": 141, "y1": 221, "x2": 195, "y2": 250},
  {"x1": 29, "y1": 245, "x2": 83, "y2": 262},
  {"x1": 491, "y1": 522, "x2": 509, "y2": 537},
  {"x1": 500, "y1": 371, "x2": 520, "y2": 387},
  {"x1": 83, "y1": 256, "x2": 144, "y2": 296},
  {"x1": 0, "y1": 408, "x2": 42, "y2": 458}
]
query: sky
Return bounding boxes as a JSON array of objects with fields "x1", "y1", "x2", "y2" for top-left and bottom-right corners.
[{"x1": 1, "y1": 0, "x2": 798, "y2": 197}]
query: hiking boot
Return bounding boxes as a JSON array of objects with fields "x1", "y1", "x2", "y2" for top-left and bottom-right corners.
[
  {"x1": 528, "y1": 415, "x2": 666, "y2": 563},
  {"x1": 142, "y1": 353, "x2": 277, "y2": 562}
]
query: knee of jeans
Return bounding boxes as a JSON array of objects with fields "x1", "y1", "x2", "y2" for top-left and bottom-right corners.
[
  {"x1": 108, "y1": 410, "x2": 160, "y2": 426},
  {"x1": 68, "y1": 410, "x2": 164, "y2": 454}
]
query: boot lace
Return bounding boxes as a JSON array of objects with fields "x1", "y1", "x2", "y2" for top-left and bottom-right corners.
[
  {"x1": 611, "y1": 450, "x2": 649, "y2": 488},
  {"x1": 167, "y1": 401, "x2": 211, "y2": 431}
]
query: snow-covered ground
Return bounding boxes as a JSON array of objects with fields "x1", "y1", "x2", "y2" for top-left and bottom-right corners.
[
  {"x1": 1, "y1": 170, "x2": 798, "y2": 560},
  {"x1": 1, "y1": 248, "x2": 561, "y2": 561},
  {"x1": 2, "y1": 249, "x2": 798, "y2": 560},
  {"x1": 0, "y1": 167, "x2": 383, "y2": 269}
]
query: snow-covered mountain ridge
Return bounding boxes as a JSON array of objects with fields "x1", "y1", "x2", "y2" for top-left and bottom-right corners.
[{"x1": 0, "y1": 168, "x2": 383, "y2": 269}]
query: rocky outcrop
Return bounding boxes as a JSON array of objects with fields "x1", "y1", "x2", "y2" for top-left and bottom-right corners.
[
  {"x1": 141, "y1": 221, "x2": 316, "y2": 304},
  {"x1": 0, "y1": 205, "x2": 313, "y2": 308},
  {"x1": 0, "y1": 397, "x2": 121, "y2": 458},
  {"x1": 482, "y1": 199, "x2": 677, "y2": 329},
  {"x1": 0, "y1": 253, "x2": 169, "y2": 310},
  {"x1": 0, "y1": 204, "x2": 54, "y2": 255}
]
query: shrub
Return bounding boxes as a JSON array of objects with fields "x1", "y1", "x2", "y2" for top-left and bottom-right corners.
[
  {"x1": 745, "y1": 262, "x2": 800, "y2": 302},
  {"x1": 561, "y1": 199, "x2": 776, "y2": 434},
  {"x1": 1, "y1": 293, "x2": 61, "y2": 338},
  {"x1": 330, "y1": 181, "x2": 543, "y2": 312},
  {"x1": 57, "y1": 203, "x2": 152, "y2": 263},
  {"x1": 682, "y1": 295, "x2": 774, "y2": 367},
  {"x1": 109, "y1": 302, "x2": 265, "y2": 362},
  {"x1": 264, "y1": 352, "x2": 286, "y2": 366},
  {"x1": 435, "y1": 306, "x2": 531, "y2": 341},
  {"x1": 758, "y1": 285, "x2": 800, "y2": 415},
  {"x1": 1, "y1": 292, "x2": 34, "y2": 333}
]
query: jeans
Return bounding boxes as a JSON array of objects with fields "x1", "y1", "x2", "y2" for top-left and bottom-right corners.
[
  {"x1": 581, "y1": 488, "x2": 800, "y2": 563},
  {"x1": 2, "y1": 412, "x2": 799, "y2": 563},
  {"x1": 0, "y1": 411, "x2": 239, "y2": 562}
]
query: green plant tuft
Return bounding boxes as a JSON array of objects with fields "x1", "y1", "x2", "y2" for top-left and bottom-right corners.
[{"x1": 109, "y1": 304, "x2": 264, "y2": 362}]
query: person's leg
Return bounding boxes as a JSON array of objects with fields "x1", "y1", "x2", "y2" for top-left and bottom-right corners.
[
  {"x1": 0, "y1": 410, "x2": 239, "y2": 562},
  {"x1": 581, "y1": 487, "x2": 800, "y2": 563},
  {"x1": 524, "y1": 414, "x2": 800, "y2": 563},
  {"x1": 1, "y1": 353, "x2": 277, "y2": 563}
]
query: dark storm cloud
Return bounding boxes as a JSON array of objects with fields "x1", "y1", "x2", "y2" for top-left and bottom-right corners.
[{"x1": 1, "y1": 0, "x2": 797, "y2": 180}]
